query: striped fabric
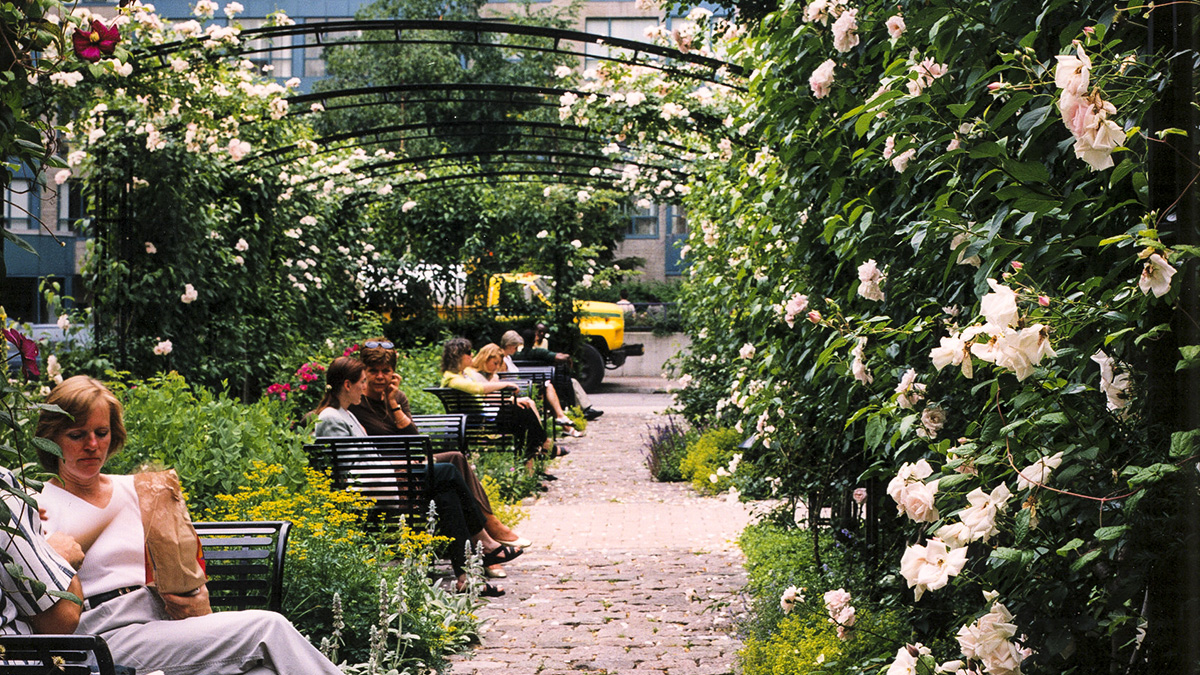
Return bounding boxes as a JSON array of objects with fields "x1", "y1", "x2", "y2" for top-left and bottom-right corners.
[{"x1": 0, "y1": 468, "x2": 76, "y2": 634}]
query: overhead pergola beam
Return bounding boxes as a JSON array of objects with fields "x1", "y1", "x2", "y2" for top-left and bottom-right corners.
[{"x1": 135, "y1": 19, "x2": 745, "y2": 91}]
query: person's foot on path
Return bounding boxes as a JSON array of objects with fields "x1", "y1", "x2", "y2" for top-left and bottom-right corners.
[{"x1": 449, "y1": 380, "x2": 753, "y2": 675}]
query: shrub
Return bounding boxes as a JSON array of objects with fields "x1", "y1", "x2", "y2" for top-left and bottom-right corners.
[
  {"x1": 108, "y1": 373, "x2": 310, "y2": 514},
  {"x1": 739, "y1": 608, "x2": 910, "y2": 675},
  {"x1": 679, "y1": 427, "x2": 743, "y2": 494},
  {"x1": 204, "y1": 462, "x2": 473, "y2": 666},
  {"x1": 642, "y1": 416, "x2": 692, "y2": 482},
  {"x1": 472, "y1": 451, "x2": 543, "y2": 502},
  {"x1": 480, "y1": 474, "x2": 527, "y2": 529}
]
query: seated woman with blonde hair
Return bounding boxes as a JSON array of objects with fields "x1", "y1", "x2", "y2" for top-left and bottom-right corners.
[
  {"x1": 441, "y1": 337, "x2": 566, "y2": 461},
  {"x1": 35, "y1": 375, "x2": 344, "y2": 675},
  {"x1": 473, "y1": 343, "x2": 580, "y2": 437}
]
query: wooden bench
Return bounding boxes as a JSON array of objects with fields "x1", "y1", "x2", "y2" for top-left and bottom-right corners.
[
  {"x1": 194, "y1": 520, "x2": 291, "y2": 613},
  {"x1": 305, "y1": 435, "x2": 434, "y2": 529},
  {"x1": 423, "y1": 387, "x2": 520, "y2": 453},
  {"x1": 0, "y1": 635, "x2": 118, "y2": 675},
  {"x1": 410, "y1": 413, "x2": 468, "y2": 456}
]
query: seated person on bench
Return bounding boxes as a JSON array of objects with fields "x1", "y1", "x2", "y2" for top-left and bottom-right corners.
[
  {"x1": 313, "y1": 357, "x2": 518, "y2": 596},
  {"x1": 440, "y1": 337, "x2": 566, "y2": 463},
  {"x1": 348, "y1": 340, "x2": 532, "y2": 575},
  {"x1": 36, "y1": 375, "x2": 346, "y2": 675},
  {"x1": 0, "y1": 466, "x2": 83, "y2": 636}
]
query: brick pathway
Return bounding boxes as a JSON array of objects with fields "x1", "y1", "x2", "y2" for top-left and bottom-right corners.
[{"x1": 447, "y1": 383, "x2": 753, "y2": 675}]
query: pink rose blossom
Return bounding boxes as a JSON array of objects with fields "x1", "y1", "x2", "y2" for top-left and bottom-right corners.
[
  {"x1": 885, "y1": 15, "x2": 906, "y2": 40},
  {"x1": 831, "y1": 9, "x2": 859, "y2": 53},
  {"x1": 809, "y1": 59, "x2": 837, "y2": 99}
]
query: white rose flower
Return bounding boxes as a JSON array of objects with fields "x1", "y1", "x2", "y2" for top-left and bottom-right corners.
[{"x1": 180, "y1": 283, "x2": 199, "y2": 304}]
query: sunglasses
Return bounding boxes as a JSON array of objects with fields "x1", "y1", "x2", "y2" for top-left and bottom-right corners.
[{"x1": 364, "y1": 341, "x2": 394, "y2": 349}]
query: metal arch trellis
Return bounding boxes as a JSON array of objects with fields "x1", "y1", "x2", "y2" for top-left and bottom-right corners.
[
  {"x1": 134, "y1": 20, "x2": 746, "y2": 92},
  {"x1": 95, "y1": 20, "x2": 743, "y2": 367},
  {"x1": 126, "y1": 20, "x2": 745, "y2": 189}
]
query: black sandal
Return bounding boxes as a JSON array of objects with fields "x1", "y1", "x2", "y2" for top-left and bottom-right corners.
[{"x1": 482, "y1": 544, "x2": 523, "y2": 567}]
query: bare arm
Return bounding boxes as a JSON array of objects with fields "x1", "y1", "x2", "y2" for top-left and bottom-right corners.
[{"x1": 27, "y1": 576, "x2": 82, "y2": 634}]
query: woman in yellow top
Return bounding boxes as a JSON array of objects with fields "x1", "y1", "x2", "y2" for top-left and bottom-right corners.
[{"x1": 440, "y1": 337, "x2": 565, "y2": 461}]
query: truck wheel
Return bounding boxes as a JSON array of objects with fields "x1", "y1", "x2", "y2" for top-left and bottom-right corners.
[{"x1": 576, "y1": 343, "x2": 606, "y2": 393}]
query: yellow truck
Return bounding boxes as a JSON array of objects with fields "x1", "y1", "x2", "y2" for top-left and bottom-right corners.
[{"x1": 487, "y1": 273, "x2": 643, "y2": 392}]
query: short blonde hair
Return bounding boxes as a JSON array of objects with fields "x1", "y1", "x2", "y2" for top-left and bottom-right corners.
[
  {"x1": 35, "y1": 375, "x2": 127, "y2": 472},
  {"x1": 473, "y1": 343, "x2": 506, "y2": 372}
]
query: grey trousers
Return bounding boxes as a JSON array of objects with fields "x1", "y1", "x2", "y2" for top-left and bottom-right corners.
[{"x1": 77, "y1": 587, "x2": 343, "y2": 675}]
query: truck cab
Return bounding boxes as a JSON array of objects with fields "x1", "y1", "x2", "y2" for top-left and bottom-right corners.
[{"x1": 487, "y1": 273, "x2": 643, "y2": 391}]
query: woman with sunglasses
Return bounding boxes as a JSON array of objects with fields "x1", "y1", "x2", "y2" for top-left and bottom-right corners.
[
  {"x1": 313, "y1": 355, "x2": 518, "y2": 595},
  {"x1": 349, "y1": 339, "x2": 532, "y2": 573}
]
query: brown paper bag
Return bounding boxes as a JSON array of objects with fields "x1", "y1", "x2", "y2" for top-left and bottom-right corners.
[{"x1": 134, "y1": 470, "x2": 208, "y2": 596}]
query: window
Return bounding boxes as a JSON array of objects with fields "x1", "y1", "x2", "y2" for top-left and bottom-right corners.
[
  {"x1": 305, "y1": 18, "x2": 356, "y2": 79},
  {"x1": 3, "y1": 179, "x2": 35, "y2": 231},
  {"x1": 0, "y1": 276, "x2": 63, "y2": 324},
  {"x1": 627, "y1": 200, "x2": 658, "y2": 238},
  {"x1": 239, "y1": 19, "x2": 294, "y2": 78},
  {"x1": 585, "y1": 18, "x2": 660, "y2": 70},
  {"x1": 668, "y1": 206, "x2": 688, "y2": 235},
  {"x1": 57, "y1": 180, "x2": 86, "y2": 233}
]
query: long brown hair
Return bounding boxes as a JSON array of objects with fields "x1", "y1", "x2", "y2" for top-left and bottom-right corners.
[
  {"x1": 311, "y1": 356, "x2": 366, "y2": 413},
  {"x1": 440, "y1": 337, "x2": 473, "y2": 374},
  {"x1": 35, "y1": 375, "x2": 127, "y2": 472}
]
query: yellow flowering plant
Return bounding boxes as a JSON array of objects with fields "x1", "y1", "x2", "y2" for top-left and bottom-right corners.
[{"x1": 205, "y1": 462, "x2": 470, "y2": 665}]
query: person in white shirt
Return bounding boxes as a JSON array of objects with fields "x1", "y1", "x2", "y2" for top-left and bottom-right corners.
[{"x1": 35, "y1": 375, "x2": 344, "y2": 675}]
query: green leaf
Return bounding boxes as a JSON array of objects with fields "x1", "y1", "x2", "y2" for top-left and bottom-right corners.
[
  {"x1": 1057, "y1": 538, "x2": 1084, "y2": 556},
  {"x1": 1094, "y1": 525, "x2": 1128, "y2": 541},
  {"x1": 1125, "y1": 463, "x2": 1178, "y2": 487},
  {"x1": 1177, "y1": 346, "x2": 1200, "y2": 371},
  {"x1": 1005, "y1": 160, "x2": 1050, "y2": 185},
  {"x1": 968, "y1": 142, "x2": 1004, "y2": 159},
  {"x1": 1098, "y1": 234, "x2": 1133, "y2": 246},
  {"x1": 31, "y1": 436, "x2": 62, "y2": 459},
  {"x1": 1070, "y1": 548, "x2": 1102, "y2": 572},
  {"x1": 947, "y1": 103, "x2": 973, "y2": 119},
  {"x1": 1110, "y1": 159, "x2": 1135, "y2": 188},
  {"x1": 864, "y1": 415, "x2": 885, "y2": 450},
  {"x1": 1170, "y1": 429, "x2": 1200, "y2": 458}
]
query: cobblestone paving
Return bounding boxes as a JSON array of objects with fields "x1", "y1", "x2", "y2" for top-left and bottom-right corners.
[{"x1": 447, "y1": 383, "x2": 754, "y2": 675}]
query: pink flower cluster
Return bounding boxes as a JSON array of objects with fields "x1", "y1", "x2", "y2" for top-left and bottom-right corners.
[
  {"x1": 930, "y1": 280, "x2": 1056, "y2": 381},
  {"x1": 823, "y1": 588, "x2": 856, "y2": 639},
  {"x1": 783, "y1": 293, "x2": 809, "y2": 327},
  {"x1": 296, "y1": 361, "x2": 324, "y2": 382},
  {"x1": 1055, "y1": 42, "x2": 1124, "y2": 171},
  {"x1": 266, "y1": 382, "x2": 292, "y2": 400},
  {"x1": 956, "y1": 592, "x2": 1030, "y2": 675}
]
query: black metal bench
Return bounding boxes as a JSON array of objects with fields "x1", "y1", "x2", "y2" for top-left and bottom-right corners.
[
  {"x1": 305, "y1": 435, "x2": 434, "y2": 529},
  {"x1": 0, "y1": 520, "x2": 291, "y2": 675},
  {"x1": 511, "y1": 359, "x2": 576, "y2": 408},
  {"x1": 0, "y1": 635, "x2": 118, "y2": 675},
  {"x1": 410, "y1": 413, "x2": 468, "y2": 456},
  {"x1": 194, "y1": 521, "x2": 291, "y2": 613},
  {"x1": 423, "y1": 387, "x2": 520, "y2": 453},
  {"x1": 498, "y1": 368, "x2": 561, "y2": 436}
]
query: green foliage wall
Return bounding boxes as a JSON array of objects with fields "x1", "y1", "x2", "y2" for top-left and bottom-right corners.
[{"x1": 656, "y1": 0, "x2": 1199, "y2": 672}]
